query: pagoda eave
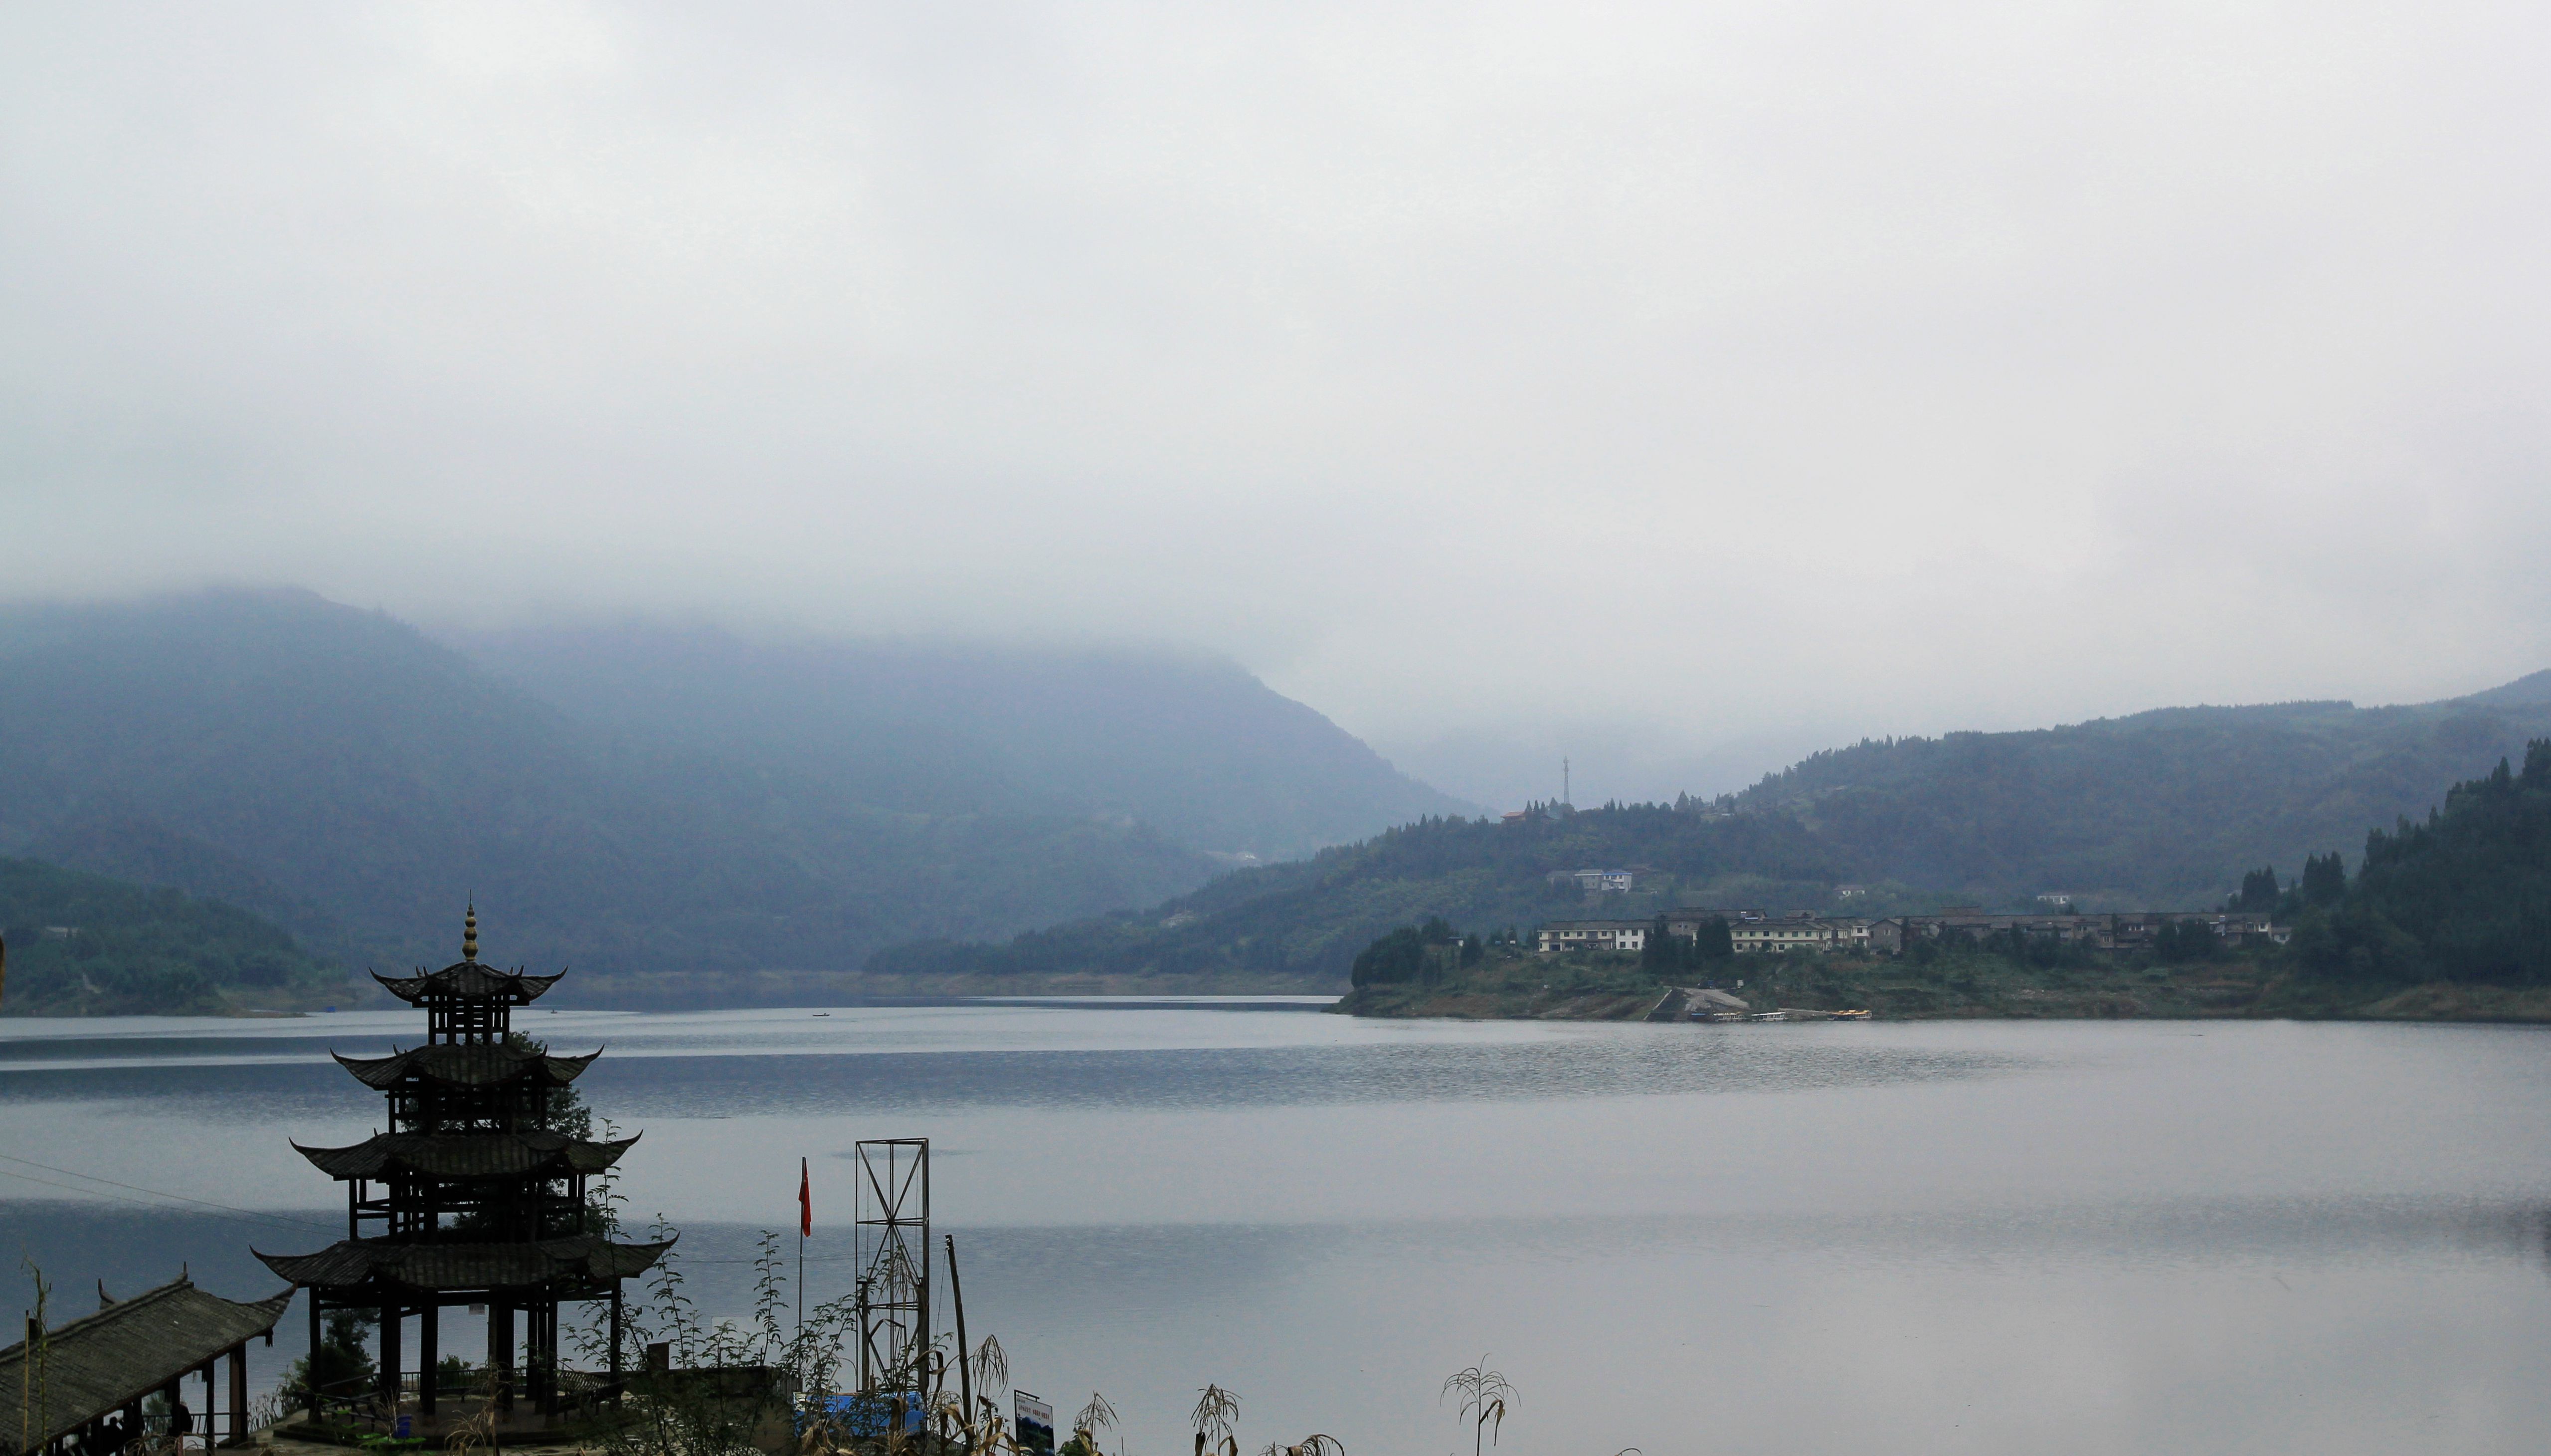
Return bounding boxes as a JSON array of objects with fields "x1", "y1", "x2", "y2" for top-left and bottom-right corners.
[
  {"x1": 373, "y1": 963, "x2": 565, "y2": 1006},
  {"x1": 332, "y1": 1044, "x2": 601, "y2": 1090},
  {"x1": 292, "y1": 1130, "x2": 641, "y2": 1181},
  {"x1": 255, "y1": 1233, "x2": 674, "y2": 1299}
]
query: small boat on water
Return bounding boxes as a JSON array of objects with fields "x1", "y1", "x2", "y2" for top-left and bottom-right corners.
[{"x1": 1831, "y1": 1008, "x2": 1872, "y2": 1021}]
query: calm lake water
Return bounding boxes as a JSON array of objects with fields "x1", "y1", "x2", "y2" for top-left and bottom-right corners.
[{"x1": 6, "y1": 1002, "x2": 2551, "y2": 1454}]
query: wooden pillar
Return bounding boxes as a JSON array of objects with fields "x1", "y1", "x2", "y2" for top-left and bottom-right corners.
[
  {"x1": 418, "y1": 1304, "x2": 439, "y2": 1416},
  {"x1": 202, "y1": 1361, "x2": 216, "y2": 1451},
  {"x1": 229, "y1": 1344, "x2": 249, "y2": 1447},
  {"x1": 542, "y1": 1302, "x2": 561, "y2": 1416},
  {"x1": 379, "y1": 1303, "x2": 401, "y2": 1409},
  {"x1": 305, "y1": 1294, "x2": 322, "y2": 1414},
  {"x1": 490, "y1": 1300, "x2": 514, "y2": 1411},
  {"x1": 607, "y1": 1283, "x2": 623, "y2": 1400},
  {"x1": 531, "y1": 1303, "x2": 549, "y2": 1415}
]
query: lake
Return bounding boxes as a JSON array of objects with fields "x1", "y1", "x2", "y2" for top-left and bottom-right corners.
[{"x1": 5, "y1": 1002, "x2": 2551, "y2": 1454}]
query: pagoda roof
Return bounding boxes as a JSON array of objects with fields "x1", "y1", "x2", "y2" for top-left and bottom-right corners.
[
  {"x1": 293, "y1": 1129, "x2": 640, "y2": 1182},
  {"x1": 333, "y1": 1043, "x2": 600, "y2": 1090},
  {"x1": 255, "y1": 1232, "x2": 674, "y2": 1297},
  {"x1": 373, "y1": 961, "x2": 564, "y2": 1005},
  {"x1": 0, "y1": 1277, "x2": 292, "y2": 1455}
]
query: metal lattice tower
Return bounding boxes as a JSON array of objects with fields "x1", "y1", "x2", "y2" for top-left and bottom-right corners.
[{"x1": 854, "y1": 1138, "x2": 930, "y2": 1393}]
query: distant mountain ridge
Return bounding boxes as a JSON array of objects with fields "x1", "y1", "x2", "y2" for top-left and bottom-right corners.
[
  {"x1": 0, "y1": 590, "x2": 1458, "y2": 985},
  {"x1": 452, "y1": 624, "x2": 1468, "y2": 862},
  {"x1": 879, "y1": 671, "x2": 2551, "y2": 986},
  {"x1": 1728, "y1": 689, "x2": 2551, "y2": 905}
]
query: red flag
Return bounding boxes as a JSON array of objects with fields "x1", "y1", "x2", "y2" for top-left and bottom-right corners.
[{"x1": 798, "y1": 1156, "x2": 812, "y2": 1236}]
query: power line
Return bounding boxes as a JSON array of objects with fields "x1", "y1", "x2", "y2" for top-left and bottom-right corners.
[{"x1": 0, "y1": 1152, "x2": 335, "y2": 1234}]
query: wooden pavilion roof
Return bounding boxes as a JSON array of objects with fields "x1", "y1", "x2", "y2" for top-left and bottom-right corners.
[
  {"x1": 331, "y1": 1043, "x2": 598, "y2": 1090},
  {"x1": 291, "y1": 1129, "x2": 639, "y2": 1181},
  {"x1": 254, "y1": 1232, "x2": 673, "y2": 1299},
  {"x1": 0, "y1": 1278, "x2": 290, "y2": 1456},
  {"x1": 371, "y1": 962, "x2": 563, "y2": 1005}
]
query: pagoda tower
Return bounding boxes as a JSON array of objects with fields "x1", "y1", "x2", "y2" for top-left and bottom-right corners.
[{"x1": 259, "y1": 909, "x2": 671, "y2": 1421}]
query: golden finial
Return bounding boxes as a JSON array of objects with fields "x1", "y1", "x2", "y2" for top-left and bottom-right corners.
[{"x1": 463, "y1": 903, "x2": 479, "y2": 962}]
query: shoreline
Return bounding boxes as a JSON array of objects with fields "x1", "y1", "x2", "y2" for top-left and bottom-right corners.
[{"x1": 1331, "y1": 962, "x2": 2551, "y2": 1024}]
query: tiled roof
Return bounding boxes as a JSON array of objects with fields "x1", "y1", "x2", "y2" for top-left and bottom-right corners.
[
  {"x1": 0, "y1": 1279, "x2": 291, "y2": 1454},
  {"x1": 293, "y1": 1130, "x2": 639, "y2": 1181},
  {"x1": 372, "y1": 963, "x2": 564, "y2": 1005},
  {"x1": 254, "y1": 1233, "x2": 674, "y2": 1297},
  {"x1": 333, "y1": 1044, "x2": 599, "y2": 1090}
]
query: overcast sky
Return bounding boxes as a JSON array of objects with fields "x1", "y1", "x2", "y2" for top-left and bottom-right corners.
[{"x1": 4, "y1": 2, "x2": 2547, "y2": 804}]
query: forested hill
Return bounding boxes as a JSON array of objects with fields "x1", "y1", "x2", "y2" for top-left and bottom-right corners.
[
  {"x1": 873, "y1": 673, "x2": 2551, "y2": 988},
  {"x1": 2304, "y1": 739, "x2": 2551, "y2": 985},
  {"x1": 869, "y1": 806, "x2": 1844, "y2": 986},
  {"x1": 0, "y1": 590, "x2": 1242, "y2": 982},
  {"x1": 1729, "y1": 690, "x2": 2551, "y2": 905},
  {"x1": 0, "y1": 857, "x2": 340, "y2": 1014}
]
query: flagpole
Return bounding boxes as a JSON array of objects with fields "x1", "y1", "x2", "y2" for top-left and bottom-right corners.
[{"x1": 798, "y1": 1155, "x2": 810, "y2": 1337}]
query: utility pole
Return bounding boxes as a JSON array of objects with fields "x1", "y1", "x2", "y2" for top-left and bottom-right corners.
[{"x1": 1563, "y1": 757, "x2": 1570, "y2": 807}]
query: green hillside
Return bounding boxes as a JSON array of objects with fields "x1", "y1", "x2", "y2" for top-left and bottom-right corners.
[
  {"x1": 0, "y1": 857, "x2": 340, "y2": 1014},
  {"x1": 2296, "y1": 739, "x2": 2551, "y2": 986},
  {"x1": 869, "y1": 806, "x2": 1845, "y2": 985},
  {"x1": 1730, "y1": 693, "x2": 2551, "y2": 905}
]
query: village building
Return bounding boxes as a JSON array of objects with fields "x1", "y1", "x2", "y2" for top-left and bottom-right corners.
[
  {"x1": 1546, "y1": 868, "x2": 1637, "y2": 894},
  {"x1": 1730, "y1": 917, "x2": 1835, "y2": 954},
  {"x1": 1869, "y1": 910, "x2": 2290, "y2": 952},
  {"x1": 1535, "y1": 919, "x2": 1650, "y2": 953},
  {"x1": 1539, "y1": 909, "x2": 2290, "y2": 961}
]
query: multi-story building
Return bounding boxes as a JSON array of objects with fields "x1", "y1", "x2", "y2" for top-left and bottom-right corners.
[
  {"x1": 1869, "y1": 910, "x2": 2290, "y2": 952},
  {"x1": 1730, "y1": 917, "x2": 1834, "y2": 954},
  {"x1": 1536, "y1": 919, "x2": 1650, "y2": 954}
]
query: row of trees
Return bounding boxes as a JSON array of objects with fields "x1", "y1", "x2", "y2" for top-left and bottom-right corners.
[
  {"x1": 2227, "y1": 853, "x2": 2346, "y2": 916},
  {"x1": 1348, "y1": 917, "x2": 1484, "y2": 987},
  {"x1": 2290, "y1": 740, "x2": 2551, "y2": 985}
]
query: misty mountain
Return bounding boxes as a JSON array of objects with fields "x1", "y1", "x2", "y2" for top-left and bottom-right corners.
[
  {"x1": 0, "y1": 590, "x2": 1231, "y2": 978},
  {"x1": 451, "y1": 624, "x2": 1468, "y2": 862},
  {"x1": 879, "y1": 674, "x2": 2551, "y2": 986},
  {"x1": 1732, "y1": 689, "x2": 2551, "y2": 904}
]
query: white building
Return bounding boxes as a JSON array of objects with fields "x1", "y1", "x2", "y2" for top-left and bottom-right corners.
[{"x1": 1536, "y1": 919, "x2": 1650, "y2": 954}]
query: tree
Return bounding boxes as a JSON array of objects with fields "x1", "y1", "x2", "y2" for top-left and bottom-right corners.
[
  {"x1": 2152, "y1": 919, "x2": 2220, "y2": 963},
  {"x1": 1349, "y1": 927, "x2": 1427, "y2": 987},
  {"x1": 1691, "y1": 915, "x2": 1733, "y2": 962},
  {"x1": 1640, "y1": 916, "x2": 1680, "y2": 974},
  {"x1": 2233, "y1": 867, "x2": 2280, "y2": 913},
  {"x1": 285, "y1": 1309, "x2": 378, "y2": 1408},
  {"x1": 2300, "y1": 852, "x2": 2347, "y2": 908}
]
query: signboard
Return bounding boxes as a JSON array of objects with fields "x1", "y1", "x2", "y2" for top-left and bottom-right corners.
[
  {"x1": 819, "y1": 1393, "x2": 924, "y2": 1438},
  {"x1": 1015, "y1": 1391, "x2": 1056, "y2": 1456}
]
